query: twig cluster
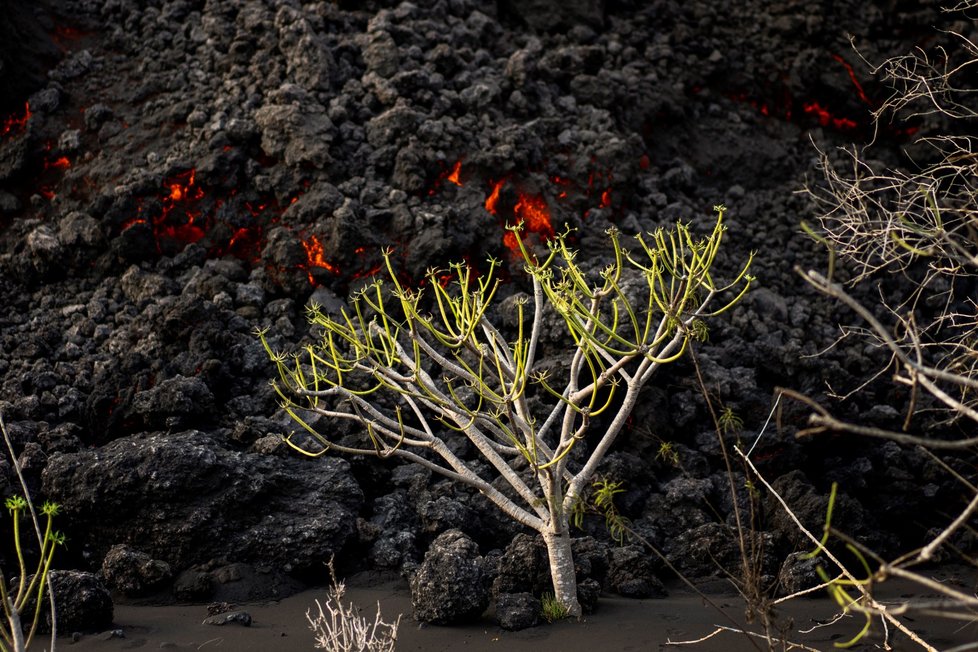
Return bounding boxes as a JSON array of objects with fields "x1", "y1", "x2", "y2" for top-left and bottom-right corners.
[{"x1": 306, "y1": 562, "x2": 400, "y2": 652}]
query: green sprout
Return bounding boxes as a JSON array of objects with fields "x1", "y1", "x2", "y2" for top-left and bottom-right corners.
[
  {"x1": 655, "y1": 441, "x2": 681, "y2": 467},
  {"x1": 540, "y1": 592, "x2": 570, "y2": 622},
  {"x1": 717, "y1": 406, "x2": 744, "y2": 434}
]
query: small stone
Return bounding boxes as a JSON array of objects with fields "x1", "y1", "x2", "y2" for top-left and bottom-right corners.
[
  {"x1": 202, "y1": 610, "x2": 252, "y2": 627},
  {"x1": 97, "y1": 629, "x2": 125, "y2": 641},
  {"x1": 58, "y1": 129, "x2": 82, "y2": 153}
]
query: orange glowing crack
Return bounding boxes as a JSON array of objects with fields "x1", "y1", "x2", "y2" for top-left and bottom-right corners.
[
  {"x1": 301, "y1": 235, "x2": 341, "y2": 282},
  {"x1": 165, "y1": 169, "x2": 202, "y2": 203},
  {"x1": 447, "y1": 160, "x2": 463, "y2": 186},
  {"x1": 485, "y1": 179, "x2": 505, "y2": 215},
  {"x1": 45, "y1": 156, "x2": 71, "y2": 170}
]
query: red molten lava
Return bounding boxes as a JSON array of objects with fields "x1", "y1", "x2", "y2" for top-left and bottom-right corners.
[
  {"x1": 446, "y1": 160, "x2": 463, "y2": 186},
  {"x1": 223, "y1": 226, "x2": 264, "y2": 261},
  {"x1": 481, "y1": 177, "x2": 556, "y2": 254},
  {"x1": 301, "y1": 234, "x2": 341, "y2": 285},
  {"x1": 166, "y1": 169, "x2": 203, "y2": 203},
  {"x1": 722, "y1": 53, "x2": 924, "y2": 137},
  {"x1": 157, "y1": 169, "x2": 208, "y2": 245},
  {"x1": 44, "y1": 156, "x2": 71, "y2": 171},
  {"x1": 832, "y1": 54, "x2": 872, "y2": 107},
  {"x1": 513, "y1": 192, "x2": 554, "y2": 238},
  {"x1": 1, "y1": 102, "x2": 31, "y2": 138},
  {"x1": 484, "y1": 178, "x2": 505, "y2": 215},
  {"x1": 428, "y1": 159, "x2": 465, "y2": 195},
  {"x1": 802, "y1": 101, "x2": 858, "y2": 130}
]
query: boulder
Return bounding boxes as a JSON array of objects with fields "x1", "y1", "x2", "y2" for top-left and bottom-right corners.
[
  {"x1": 42, "y1": 430, "x2": 362, "y2": 595},
  {"x1": 495, "y1": 592, "x2": 540, "y2": 630},
  {"x1": 410, "y1": 529, "x2": 488, "y2": 624},
  {"x1": 101, "y1": 544, "x2": 172, "y2": 597},
  {"x1": 44, "y1": 570, "x2": 113, "y2": 633}
]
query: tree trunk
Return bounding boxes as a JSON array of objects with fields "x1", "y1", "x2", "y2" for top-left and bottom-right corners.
[{"x1": 542, "y1": 526, "x2": 582, "y2": 618}]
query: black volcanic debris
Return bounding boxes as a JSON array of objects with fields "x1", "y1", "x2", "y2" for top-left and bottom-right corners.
[{"x1": 0, "y1": 0, "x2": 969, "y2": 631}]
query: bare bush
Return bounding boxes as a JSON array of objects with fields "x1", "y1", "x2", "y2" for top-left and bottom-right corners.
[
  {"x1": 787, "y1": 4, "x2": 978, "y2": 647},
  {"x1": 306, "y1": 562, "x2": 400, "y2": 652},
  {"x1": 804, "y1": 18, "x2": 978, "y2": 421}
]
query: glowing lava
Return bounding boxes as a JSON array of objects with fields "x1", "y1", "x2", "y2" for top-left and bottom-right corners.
[
  {"x1": 513, "y1": 192, "x2": 554, "y2": 238},
  {"x1": 446, "y1": 160, "x2": 463, "y2": 186},
  {"x1": 428, "y1": 159, "x2": 466, "y2": 195},
  {"x1": 484, "y1": 178, "x2": 555, "y2": 255},
  {"x1": 484, "y1": 178, "x2": 505, "y2": 215},
  {"x1": 1, "y1": 102, "x2": 31, "y2": 138},
  {"x1": 802, "y1": 101, "x2": 858, "y2": 130},
  {"x1": 722, "y1": 53, "x2": 920, "y2": 136},
  {"x1": 831, "y1": 54, "x2": 872, "y2": 107},
  {"x1": 301, "y1": 234, "x2": 341, "y2": 284},
  {"x1": 44, "y1": 156, "x2": 71, "y2": 171}
]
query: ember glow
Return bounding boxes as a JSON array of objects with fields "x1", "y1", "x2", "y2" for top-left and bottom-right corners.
[
  {"x1": 428, "y1": 159, "x2": 466, "y2": 195},
  {"x1": 51, "y1": 25, "x2": 88, "y2": 51},
  {"x1": 166, "y1": 169, "x2": 203, "y2": 204},
  {"x1": 802, "y1": 101, "x2": 858, "y2": 130},
  {"x1": 301, "y1": 234, "x2": 341, "y2": 284},
  {"x1": 44, "y1": 156, "x2": 71, "y2": 171},
  {"x1": 1, "y1": 102, "x2": 31, "y2": 138},
  {"x1": 484, "y1": 178, "x2": 505, "y2": 215},
  {"x1": 446, "y1": 160, "x2": 463, "y2": 186},
  {"x1": 483, "y1": 177, "x2": 556, "y2": 255},
  {"x1": 723, "y1": 53, "x2": 919, "y2": 137},
  {"x1": 119, "y1": 166, "x2": 268, "y2": 264},
  {"x1": 831, "y1": 54, "x2": 872, "y2": 107},
  {"x1": 513, "y1": 192, "x2": 554, "y2": 238},
  {"x1": 156, "y1": 169, "x2": 207, "y2": 245}
]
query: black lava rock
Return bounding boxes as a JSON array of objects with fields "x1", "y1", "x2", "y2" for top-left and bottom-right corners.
[{"x1": 410, "y1": 529, "x2": 488, "y2": 625}]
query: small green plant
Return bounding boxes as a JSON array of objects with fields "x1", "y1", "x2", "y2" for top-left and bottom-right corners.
[
  {"x1": 655, "y1": 440, "x2": 680, "y2": 467},
  {"x1": 571, "y1": 478, "x2": 631, "y2": 545},
  {"x1": 1, "y1": 414, "x2": 64, "y2": 652},
  {"x1": 717, "y1": 406, "x2": 743, "y2": 434},
  {"x1": 540, "y1": 592, "x2": 569, "y2": 623}
]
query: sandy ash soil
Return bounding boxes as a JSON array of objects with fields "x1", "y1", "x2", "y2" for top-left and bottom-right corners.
[{"x1": 65, "y1": 572, "x2": 978, "y2": 651}]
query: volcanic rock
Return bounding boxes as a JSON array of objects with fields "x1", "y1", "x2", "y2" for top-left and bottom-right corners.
[
  {"x1": 0, "y1": 0, "x2": 964, "y2": 620},
  {"x1": 410, "y1": 528, "x2": 488, "y2": 625},
  {"x1": 101, "y1": 544, "x2": 172, "y2": 597},
  {"x1": 495, "y1": 592, "x2": 541, "y2": 630},
  {"x1": 44, "y1": 570, "x2": 113, "y2": 634},
  {"x1": 608, "y1": 545, "x2": 667, "y2": 599},
  {"x1": 42, "y1": 430, "x2": 362, "y2": 594}
]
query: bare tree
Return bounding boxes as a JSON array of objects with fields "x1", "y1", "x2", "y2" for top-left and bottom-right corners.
[{"x1": 260, "y1": 208, "x2": 753, "y2": 617}]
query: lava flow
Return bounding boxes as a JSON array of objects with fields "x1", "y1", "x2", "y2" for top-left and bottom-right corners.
[
  {"x1": 723, "y1": 53, "x2": 918, "y2": 137},
  {"x1": 427, "y1": 159, "x2": 624, "y2": 256}
]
